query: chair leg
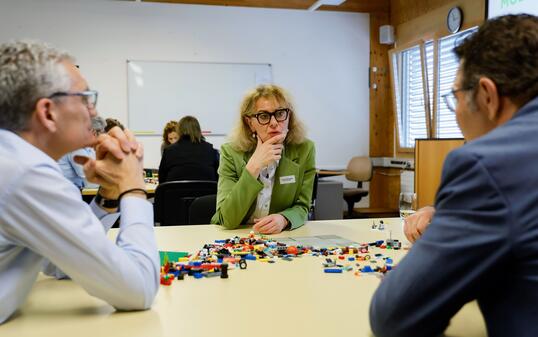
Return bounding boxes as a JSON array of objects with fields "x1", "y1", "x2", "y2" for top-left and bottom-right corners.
[{"x1": 346, "y1": 200, "x2": 355, "y2": 218}]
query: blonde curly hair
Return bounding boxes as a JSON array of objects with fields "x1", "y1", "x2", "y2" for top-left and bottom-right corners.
[{"x1": 229, "y1": 84, "x2": 306, "y2": 152}]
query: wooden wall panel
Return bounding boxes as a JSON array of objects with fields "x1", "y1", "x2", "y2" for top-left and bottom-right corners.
[
  {"x1": 369, "y1": 167, "x2": 401, "y2": 210},
  {"x1": 369, "y1": 12, "x2": 394, "y2": 158},
  {"x1": 391, "y1": 0, "x2": 464, "y2": 26},
  {"x1": 391, "y1": 0, "x2": 486, "y2": 45}
]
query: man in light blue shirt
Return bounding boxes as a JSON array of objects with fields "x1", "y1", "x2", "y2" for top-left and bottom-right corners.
[
  {"x1": 58, "y1": 147, "x2": 94, "y2": 188},
  {"x1": 0, "y1": 41, "x2": 160, "y2": 324}
]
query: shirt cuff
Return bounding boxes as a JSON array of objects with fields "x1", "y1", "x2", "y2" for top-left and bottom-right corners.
[
  {"x1": 119, "y1": 196, "x2": 153, "y2": 228},
  {"x1": 90, "y1": 198, "x2": 109, "y2": 220},
  {"x1": 90, "y1": 198, "x2": 120, "y2": 232}
]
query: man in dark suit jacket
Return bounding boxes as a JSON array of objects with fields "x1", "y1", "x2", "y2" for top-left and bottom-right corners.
[{"x1": 370, "y1": 14, "x2": 538, "y2": 337}]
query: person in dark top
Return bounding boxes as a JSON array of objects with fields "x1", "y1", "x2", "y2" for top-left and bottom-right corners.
[{"x1": 158, "y1": 116, "x2": 219, "y2": 183}]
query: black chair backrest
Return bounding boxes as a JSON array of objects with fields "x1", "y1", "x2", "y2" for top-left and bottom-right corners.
[
  {"x1": 188, "y1": 194, "x2": 217, "y2": 225},
  {"x1": 154, "y1": 180, "x2": 217, "y2": 226}
]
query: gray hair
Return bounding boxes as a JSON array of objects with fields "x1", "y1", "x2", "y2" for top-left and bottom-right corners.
[
  {"x1": 0, "y1": 40, "x2": 74, "y2": 131},
  {"x1": 91, "y1": 116, "x2": 106, "y2": 135}
]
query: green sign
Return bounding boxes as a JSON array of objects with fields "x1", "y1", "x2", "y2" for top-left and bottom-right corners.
[{"x1": 501, "y1": 0, "x2": 526, "y2": 9}]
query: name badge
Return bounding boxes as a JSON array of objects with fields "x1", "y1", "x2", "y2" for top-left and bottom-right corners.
[{"x1": 280, "y1": 175, "x2": 296, "y2": 185}]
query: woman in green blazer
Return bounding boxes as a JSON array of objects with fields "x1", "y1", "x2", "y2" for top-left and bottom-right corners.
[{"x1": 211, "y1": 84, "x2": 316, "y2": 234}]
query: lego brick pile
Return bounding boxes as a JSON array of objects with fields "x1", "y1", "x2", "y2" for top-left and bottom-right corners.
[{"x1": 160, "y1": 232, "x2": 403, "y2": 285}]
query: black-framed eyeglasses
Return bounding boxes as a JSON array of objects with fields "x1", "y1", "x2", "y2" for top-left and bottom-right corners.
[
  {"x1": 48, "y1": 90, "x2": 98, "y2": 109},
  {"x1": 442, "y1": 86, "x2": 473, "y2": 113},
  {"x1": 250, "y1": 108, "x2": 290, "y2": 125}
]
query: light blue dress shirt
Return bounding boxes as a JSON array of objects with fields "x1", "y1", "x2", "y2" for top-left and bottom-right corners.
[
  {"x1": 0, "y1": 130, "x2": 160, "y2": 324},
  {"x1": 58, "y1": 147, "x2": 95, "y2": 189}
]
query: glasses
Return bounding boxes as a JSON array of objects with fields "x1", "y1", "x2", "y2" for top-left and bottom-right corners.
[
  {"x1": 250, "y1": 108, "x2": 290, "y2": 125},
  {"x1": 48, "y1": 90, "x2": 98, "y2": 109},
  {"x1": 442, "y1": 87, "x2": 473, "y2": 113}
]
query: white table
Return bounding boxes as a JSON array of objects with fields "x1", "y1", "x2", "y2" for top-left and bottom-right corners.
[{"x1": 0, "y1": 219, "x2": 486, "y2": 337}]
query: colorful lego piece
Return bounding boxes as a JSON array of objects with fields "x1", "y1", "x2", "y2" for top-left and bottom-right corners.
[
  {"x1": 239, "y1": 259, "x2": 247, "y2": 270},
  {"x1": 158, "y1": 232, "x2": 398, "y2": 285},
  {"x1": 286, "y1": 246, "x2": 299, "y2": 255},
  {"x1": 160, "y1": 274, "x2": 173, "y2": 285},
  {"x1": 220, "y1": 263, "x2": 229, "y2": 279}
]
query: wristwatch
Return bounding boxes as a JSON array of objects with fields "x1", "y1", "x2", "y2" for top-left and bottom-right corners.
[{"x1": 95, "y1": 190, "x2": 119, "y2": 209}]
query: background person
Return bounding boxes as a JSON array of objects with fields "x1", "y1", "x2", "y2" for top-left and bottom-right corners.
[
  {"x1": 160, "y1": 120, "x2": 179, "y2": 155},
  {"x1": 211, "y1": 84, "x2": 316, "y2": 234},
  {"x1": 105, "y1": 117, "x2": 125, "y2": 132},
  {"x1": 158, "y1": 115, "x2": 219, "y2": 183},
  {"x1": 58, "y1": 116, "x2": 106, "y2": 189}
]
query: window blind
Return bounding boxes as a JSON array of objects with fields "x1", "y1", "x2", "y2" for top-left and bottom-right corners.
[
  {"x1": 436, "y1": 28, "x2": 477, "y2": 138},
  {"x1": 425, "y1": 40, "x2": 434, "y2": 124},
  {"x1": 396, "y1": 45, "x2": 428, "y2": 148},
  {"x1": 390, "y1": 27, "x2": 477, "y2": 149}
]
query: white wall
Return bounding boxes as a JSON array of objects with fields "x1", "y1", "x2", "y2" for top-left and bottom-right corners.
[{"x1": 0, "y1": 0, "x2": 370, "y2": 169}]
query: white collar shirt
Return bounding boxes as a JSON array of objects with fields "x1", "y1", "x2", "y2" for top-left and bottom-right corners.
[{"x1": 248, "y1": 160, "x2": 279, "y2": 223}]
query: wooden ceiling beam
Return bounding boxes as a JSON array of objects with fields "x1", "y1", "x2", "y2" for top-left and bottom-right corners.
[
  {"x1": 141, "y1": 0, "x2": 389, "y2": 13},
  {"x1": 320, "y1": 0, "x2": 389, "y2": 13},
  {"x1": 142, "y1": 0, "x2": 312, "y2": 11}
]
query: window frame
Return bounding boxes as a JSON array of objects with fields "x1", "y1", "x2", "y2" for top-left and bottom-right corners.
[
  {"x1": 433, "y1": 27, "x2": 478, "y2": 138},
  {"x1": 390, "y1": 28, "x2": 478, "y2": 154},
  {"x1": 388, "y1": 39, "x2": 431, "y2": 153},
  {"x1": 424, "y1": 38, "x2": 437, "y2": 138}
]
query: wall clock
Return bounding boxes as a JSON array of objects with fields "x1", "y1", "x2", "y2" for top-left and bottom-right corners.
[{"x1": 447, "y1": 6, "x2": 463, "y2": 34}]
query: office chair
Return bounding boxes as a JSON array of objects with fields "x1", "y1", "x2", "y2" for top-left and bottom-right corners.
[
  {"x1": 154, "y1": 180, "x2": 217, "y2": 226},
  {"x1": 343, "y1": 156, "x2": 372, "y2": 218},
  {"x1": 189, "y1": 194, "x2": 217, "y2": 225}
]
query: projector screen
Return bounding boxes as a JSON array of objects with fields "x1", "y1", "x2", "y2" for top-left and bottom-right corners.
[{"x1": 488, "y1": 0, "x2": 538, "y2": 18}]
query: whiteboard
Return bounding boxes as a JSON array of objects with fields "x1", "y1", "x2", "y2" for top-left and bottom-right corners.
[
  {"x1": 127, "y1": 61, "x2": 272, "y2": 135},
  {"x1": 488, "y1": 0, "x2": 538, "y2": 18}
]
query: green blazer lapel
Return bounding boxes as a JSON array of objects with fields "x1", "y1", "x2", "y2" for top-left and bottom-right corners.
[
  {"x1": 271, "y1": 151, "x2": 301, "y2": 213},
  {"x1": 237, "y1": 151, "x2": 252, "y2": 177}
]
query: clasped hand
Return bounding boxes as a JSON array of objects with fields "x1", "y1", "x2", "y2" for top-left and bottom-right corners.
[{"x1": 75, "y1": 127, "x2": 145, "y2": 200}]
